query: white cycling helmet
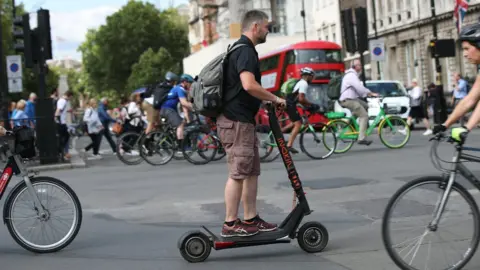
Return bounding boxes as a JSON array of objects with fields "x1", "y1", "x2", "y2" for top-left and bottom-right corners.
[{"x1": 300, "y1": 67, "x2": 315, "y2": 76}]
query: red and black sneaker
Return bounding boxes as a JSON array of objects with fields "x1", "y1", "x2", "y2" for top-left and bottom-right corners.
[
  {"x1": 244, "y1": 215, "x2": 278, "y2": 232},
  {"x1": 221, "y1": 219, "x2": 259, "y2": 237}
]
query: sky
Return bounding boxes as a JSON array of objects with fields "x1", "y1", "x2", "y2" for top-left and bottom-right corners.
[{"x1": 19, "y1": 0, "x2": 188, "y2": 61}]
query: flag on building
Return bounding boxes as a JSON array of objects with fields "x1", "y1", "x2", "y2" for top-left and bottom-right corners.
[{"x1": 454, "y1": 0, "x2": 470, "y2": 33}]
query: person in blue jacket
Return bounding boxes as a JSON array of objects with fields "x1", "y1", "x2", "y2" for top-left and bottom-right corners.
[{"x1": 98, "y1": 97, "x2": 117, "y2": 153}]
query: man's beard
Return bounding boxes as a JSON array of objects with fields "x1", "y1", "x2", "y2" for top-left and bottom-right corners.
[{"x1": 257, "y1": 33, "x2": 267, "y2": 44}]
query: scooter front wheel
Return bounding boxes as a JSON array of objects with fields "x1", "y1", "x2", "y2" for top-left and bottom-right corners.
[
  {"x1": 297, "y1": 221, "x2": 329, "y2": 253},
  {"x1": 178, "y1": 231, "x2": 212, "y2": 263}
]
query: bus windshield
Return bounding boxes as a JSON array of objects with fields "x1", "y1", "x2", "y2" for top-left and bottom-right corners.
[
  {"x1": 306, "y1": 84, "x2": 330, "y2": 108},
  {"x1": 295, "y1": 49, "x2": 342, "y2": 64}
]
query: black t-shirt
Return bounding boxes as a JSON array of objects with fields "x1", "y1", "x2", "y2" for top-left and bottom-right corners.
[{"x1": 222, "y1": 35, "x2": 262, "y2": 124}]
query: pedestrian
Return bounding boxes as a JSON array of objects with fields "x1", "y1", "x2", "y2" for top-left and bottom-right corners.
[
  {"x1": 216, "y1": 9, "x2": 286, "y2": 238},
  {"x1": 98, "y1": 97, "x2": 117, "y2": 154},
  {"x1": 82, "y1": 98, "x2": 103, "y2": 160},
  {"x1": 55, "y1": 90, "x2": 74, "y2": 160}
]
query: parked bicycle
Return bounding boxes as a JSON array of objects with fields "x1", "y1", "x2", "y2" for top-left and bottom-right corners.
[
  {"x1": 382, "y1": 131, "x2": 480, "y2": 270},
  {"x1": 324, "y1": 97, "x2": 410, "y2": 153},
  {"x1": 0, "y1": 126, "x2": 82, "y2": 253}
]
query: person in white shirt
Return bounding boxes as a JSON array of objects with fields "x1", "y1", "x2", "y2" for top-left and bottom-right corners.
[
  {"x1": 407, "y1": 79, "x2": 432, "y2": 135},
  {"x1": 284, "y1": 67, "x2": 320, "y2": 153},
  {"x1": 339, "y1": 59, "x2": 379, "y2": 145},
  {"x1": 55, "y1": 91, "x2": 74, "y2": 160}
]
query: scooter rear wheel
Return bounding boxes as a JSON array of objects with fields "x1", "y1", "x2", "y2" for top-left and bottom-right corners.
[
  {"x1": 297, "y1": 221, "x2": 329, "y2": 253},
  {"x1": 179, "y1": 231, "x2": 212, "y2": 263}
]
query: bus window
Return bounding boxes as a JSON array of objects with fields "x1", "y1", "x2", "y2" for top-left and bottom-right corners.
[
  {"x1": 260, "y1": 55, "x2": 280, "y2": 72},
  {"x1": 295, "y1": 49, "x2": 342, "y2": 64}
]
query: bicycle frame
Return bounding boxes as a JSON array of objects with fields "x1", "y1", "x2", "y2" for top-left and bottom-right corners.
[
  {"x1": 429, "y1": 138, "x2": 480, "y2": 229},
  {"x1": 335, "y1": 99, "x2": 399, "y2": 140},
  {"x1": 0, "y1": 151, "x2": 46, "y2": 219},
  {"x1": 262, "y1": 111, "x2": 324, "y2": 148}
]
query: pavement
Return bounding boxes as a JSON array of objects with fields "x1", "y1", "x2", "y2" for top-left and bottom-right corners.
[{"x1": 2, "y1": 128, "x2": 480, "y2": 269}]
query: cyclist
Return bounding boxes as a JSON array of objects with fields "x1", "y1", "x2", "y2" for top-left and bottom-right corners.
[
  {"x1": 282, "y1": 67, "x2": 321, "y2": 153},
  {"x1": 160, "y1": 74, "x2": 195, "y2": 147},
  {"x1": 433, "y1": 22, "x2": 480, "y2": 141},
  {"x1": 142, "y1": 71, "x2": 179, "y2": 135}
]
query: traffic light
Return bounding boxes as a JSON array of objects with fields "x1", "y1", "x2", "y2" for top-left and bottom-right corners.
[
  {"x1": 355, "y1": 7, "x2": 369, "y2": 53},
  {"x1": 341, "y1": 9, "x2": 356, "y2": 54},
  {"x1": 37, "y1": 9, "x2": 52, "y2": 60},
  {"x1": 429, "y1": 39, "x2": 456, "y2": 58},
  {"x1": 12, "y1": 13, "x2": 34, "y2": 67}
]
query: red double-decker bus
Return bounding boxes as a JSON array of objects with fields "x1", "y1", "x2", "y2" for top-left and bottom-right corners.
[{"x1": 256, "y1": 40, "x2": 345, "y2": 129}]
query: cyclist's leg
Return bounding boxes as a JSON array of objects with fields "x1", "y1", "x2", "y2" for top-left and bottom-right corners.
[
  {"x1": 142, "y1": 101, "x2": 157, "y2": 135},
  {"x1": 340, "y1": 99, "x2": 370, "y2": 144},
  {"x1": 160, "y1": 108, "x2": 184, "y2": 140},
  {"x1": 285, "y1": 102, "x2": 302, "y2": 153}
]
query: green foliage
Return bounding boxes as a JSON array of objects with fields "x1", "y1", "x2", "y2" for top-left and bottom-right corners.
[
  {"x1": 79, "y1": 1, "x2": 190, "y2": 97},
  {"x1": 126, "y1": 47, "x2": 178, "y2": 90}
]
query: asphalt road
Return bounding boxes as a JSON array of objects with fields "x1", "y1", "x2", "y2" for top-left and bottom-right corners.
[{"x1": 2, "y1": 128, "x2": 480, "y2": 270}]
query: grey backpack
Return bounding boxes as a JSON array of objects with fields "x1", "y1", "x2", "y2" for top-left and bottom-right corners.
[{"x1": 190, "y1": 43, "x2": 247, "y2": 117}]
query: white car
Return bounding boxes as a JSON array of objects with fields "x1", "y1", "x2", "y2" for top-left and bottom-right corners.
[{"x1": 333, "y1": 80, "x2": 410, "y2": 126}]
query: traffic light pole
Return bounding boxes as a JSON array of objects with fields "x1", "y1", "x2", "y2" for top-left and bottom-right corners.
[
  {"x1": 430, "y1": 0, "x2": 447, "y2": 124},
  {"x1": 371, "y1": 0, "x2": 381, "y2": 80},
  {"x1": 0, "y1": 14, "x2": 10, "y2": 130}
]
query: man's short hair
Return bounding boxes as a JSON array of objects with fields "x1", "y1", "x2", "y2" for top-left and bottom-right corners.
[{"x1": 241, "y1": 10, "x2": 269, "y2": 32}]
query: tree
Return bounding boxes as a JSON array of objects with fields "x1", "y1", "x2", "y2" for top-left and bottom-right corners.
[
  {"x1": 126, "y1": 47, "x2": 178, "y2": 91},
  {"x1": 79, "y1": 1, "x2": 189, "y2": 95}
]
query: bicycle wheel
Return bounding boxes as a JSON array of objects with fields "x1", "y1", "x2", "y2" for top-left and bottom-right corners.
[
  {"x1": 256, "y1": 126, "x2": 275, "y2": 161},
  {"x1": 183, "y1": 130, "x2": 218, "y2": 165},
  {"x1": 212, "y1": 136, "x2": 226, "y2": 161},
  {"x1": 300, "y1": 124, "x2": 336, "y2": 160},
  {"x1": 115, "y1": 131, "x2": 143, "y2": 165},
  {"x1": 324, "y1": 119, "x2": 355, "y2": 154},
  {"x1": 378, "y1": 116, "x2": 410, "y2": 149},
  {"x1": 382, "y1": 176, "x2": 480, "y2": 270},
  {"x1": 4, "y1": 176, "x2": 82, "y2": 253},
  {"x1": 140, "y1": 130, "x2": 176, "y2": 165}
]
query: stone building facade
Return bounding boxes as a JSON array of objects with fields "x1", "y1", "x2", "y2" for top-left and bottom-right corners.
[{"x1": 366, "y1": 0, "x2": 480, "y2": 89}]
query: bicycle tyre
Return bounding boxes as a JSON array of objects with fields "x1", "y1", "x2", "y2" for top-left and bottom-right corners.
[
  {"x1": 140, "y1": 130, "x2": 176, "y2": 166},
  {"x1": 259, "y1": 132, "x2": 276, "y2": 161},
  {"x1": 382, "y1": 176, "x2": 480, "y2": 270},
  {"x1": 324, "y1": 119, "x2": 355, "y2": 154},
  {"x1": 299, "y1": 124, "x2": 336, "y2": 160},
  {"x1": 115, "y1": 131, "x2": 144, "y2": 165},
  {"x1": 183, "y1": 130, "x2": 218, "y2": 165},
  {"x1": 378, "y1": 116, "x2": 410, "y2": 149},
  {"x1": 4, "y1": 176, "x2": 82, "y2": 253},
  {"x1": 212, "y1": 136, "x2": 226, "y2": 161}
]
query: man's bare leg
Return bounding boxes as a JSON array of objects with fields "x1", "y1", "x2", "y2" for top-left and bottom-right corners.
[
  {"x1": 242, "y1": 175, "x2": 258, "y2": 220},
  {"x1": 224, "y1": 177, "x2": 243, "y2": 222},
  {"x1": 287, "y1": 121, "x2": 302, "y2": 148}
]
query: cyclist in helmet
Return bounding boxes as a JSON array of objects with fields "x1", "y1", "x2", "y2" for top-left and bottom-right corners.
[
  {"x1": 284, "y1": 67, "x2": 320, "y2": 154},
  {"x1": 165, "y1": 71, "x2": 179, "y2": 85},
  {"x1": 143, "y1": 71, "x2": 179, "y2": 136},
  {"x1": 433, "y1": 22, "x2": 480, "y2": 141},
  {"x1": 160, "y1": 74, "x2": 194, "y2": 147}
]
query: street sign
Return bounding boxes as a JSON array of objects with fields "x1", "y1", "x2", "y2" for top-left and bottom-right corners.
[
  {"x1": 8, "y1": 78, "x2": 23, "y2": 93},
  {"x1": 6, "y1": 55, "x2": 22, "y2": 78},
  {"x1": 369, "y1": 39, "x2": 386, "y2": 61}
]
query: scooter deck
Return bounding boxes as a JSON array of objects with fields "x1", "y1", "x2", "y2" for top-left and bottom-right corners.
[{"x1": 202, "y1": 226, "x2": 292, "y2": 249}]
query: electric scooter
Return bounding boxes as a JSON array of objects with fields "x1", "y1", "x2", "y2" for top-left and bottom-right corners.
[{"x1": 178, "y1": 103, "x2": 329, "y2": 263}]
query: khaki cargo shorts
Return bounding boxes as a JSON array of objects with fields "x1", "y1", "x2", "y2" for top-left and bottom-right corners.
[
  {"x1": 142, "y1": 101, "x2": 159, "y2": 125},
  {"x1": 216, "y1": 114, "x2": 260, "y2": 180}
]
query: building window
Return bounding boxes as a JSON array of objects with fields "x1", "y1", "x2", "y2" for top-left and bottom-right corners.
[
  {"x1": 331, "y1": 24, "x2": 336, "y2": 43},
  {"x1": 407, "y1": 11, "x2": 411, "y2": 19},
  {"x1": 397, "y1": 14, "x2": 401, "y2": 22}
]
